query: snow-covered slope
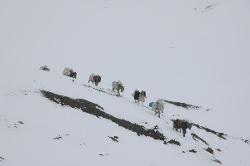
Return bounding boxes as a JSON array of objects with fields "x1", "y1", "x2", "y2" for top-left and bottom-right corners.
[{"x1": 1, "y1": 0, "x2": 250, "y2": 165}]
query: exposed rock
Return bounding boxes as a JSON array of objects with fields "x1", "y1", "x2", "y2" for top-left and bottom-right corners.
[
  {"x1": 108, "y1": 136, "x2": 119, "y2": 142},
  {"x1": 53, "y1": 135, "x2": 63, "y2": 140},
  {"x1": 40, "y1": 65, "x2": 50, "y2": 72},
  {"x1": 41, "y1": 90, "x2": 168, "y2": 143},
  {"x1": 163, "y1": 100, "x2": 200, "y2": 110},
  {"x1": 0, "y1": 156, "x2": 5, "y2": 161},
  {"x1": 216, "y1": 148, "x2": 222, "y2": 152},
  {"x1": 212, "y1": 158, "x2": 222, "y2": 165},
  {"x1": 191, "y1": 123, "x2": 226, "y2": 139},
  {"x1": 153, "y1": 125, "x2": 159, "y2": 130},
  {"x1": 241, "y1": 138, "x2": 249, "y2": 144},
  {"x1": 191, "y1": 133, "x2": 209, "y2": 145},
  {"x1": 18, "y1": 121, "x2": 24, "y2": 125},
  {"x1": 164, "y1": 139, "x2": 181, "y2": 146},
  {"x1": 205, "y1": 147, "x2": 214, "y2": 154},
  {"x1": 99, "y1": 153, "x2": 109, "y2": 156},
  {"x1": 189, "y1": 149, "x2": 197, "y2": 153}
]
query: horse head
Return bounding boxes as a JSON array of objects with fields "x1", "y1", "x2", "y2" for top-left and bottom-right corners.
[
  {"x1": 98, "y1": 75, "x2": 102, "y2": 82},
  {"x1": 187, "y1": 123, "x2": 192, "y2": 129},
  {"x1": 120, "y1": 85, "x2": 124, "y2": 92},
  {"x1": 72, "y1": 72, "x2": 77, "y2": 78},
  {"x1": 141, "y1": 90, "x2": 146, "y2": 97}
]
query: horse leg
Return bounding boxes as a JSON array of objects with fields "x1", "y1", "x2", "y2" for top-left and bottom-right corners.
[
  {"x1": 182, "y1": 128, "x2": 186, "y2": 137},
  {"x1": 155, "y1": 110, "x2": 160, "y2": 118},
  {"x1": 140, "y1": 101, "x2": 143, "y2": 106}
]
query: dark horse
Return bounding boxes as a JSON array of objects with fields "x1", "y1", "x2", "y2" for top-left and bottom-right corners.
[
  {"x1": 70, "y1": 71, "x2": 77, "y2": 78},
  {"x1": 88, "y1": 73, "x2": 102, "y2": 86},
  {"x1": 172, "y1": 119, "x2": 192, "y2": 137},
  {"x1": 133, "y1": 90, "x2": 147, "y2": 105},
  {"x1": 133, "y1": 90, "x2": 140, "y2": 101}
]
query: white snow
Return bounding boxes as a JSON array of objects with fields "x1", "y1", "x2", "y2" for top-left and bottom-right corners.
[{"x1": 1, "y1": 0, "x2": 250, "y2": 165}]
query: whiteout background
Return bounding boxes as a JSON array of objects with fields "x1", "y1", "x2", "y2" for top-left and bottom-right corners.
[{"x1": 1, "y1": 0, "x2": 250, "y2": 165}]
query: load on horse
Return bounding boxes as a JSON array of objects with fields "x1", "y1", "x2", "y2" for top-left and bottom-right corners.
[
  {"x1": 63, "y1": 67, "x2": 77, "y2": 78},
  {"x1": 151, "y1": 99, "x2": 165, "y2": 118},
  {"x1": 88, "y1": 73, "x2": 102, "y2": 86},
  {"x1": 112, "y1": 81, "x2": 124, "y2": 96},
  {"x1": 132, "y1": 90, "x2": 147, "y2": 105}
]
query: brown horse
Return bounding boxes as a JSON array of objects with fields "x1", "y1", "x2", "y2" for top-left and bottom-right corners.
[
  {"x1": 172, "y1": 119, "x2": 192, "y2": 137},
  {"x1": 88, "y1": 73, "x2": 102, "y2": 86}
]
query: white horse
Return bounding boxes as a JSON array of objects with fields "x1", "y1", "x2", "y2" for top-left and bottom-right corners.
[
  {"x1": 112, "y1": 81, "x2": 124, "y2": 96},
  {"x1": 63, "y1": 67, "x2": 77, "y2": 78},
  {"x1": 152, "y1": 99, "x2": 165, "y2": 118}
]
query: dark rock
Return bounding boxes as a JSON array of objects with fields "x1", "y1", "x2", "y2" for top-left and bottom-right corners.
[
  {"x1": 241, "y1": 138, "x2": 249, "y2": 144},
  {"x1": 153, "y1": 125, "x2": 159, "y2": 130},
  {"x1": 108, "y1": 136, "x2": 119, "y2": 142},
  {"x1": 40, "y1": 65, "x2": 50, "y2": 72},
  {"x1": 53, "y1": 135, "x2": 63, "y2": 140},
  {"x1": 191, "y1": 123, "x2": 226, "y2": 139},
  {"x1": 165, "y1": 139, "x2": 181, "y2": 146},
  {"x1": 163, "y1": 100, "x2": 201, "y2": 110},
  {"x1": 189, "y1": 149, "x2": 197, "y2": 153},
  {"x1": 191, "y1": 133, "x2": 209, "y2": 145},
  {"x1": 0, "y1": 156, "x2": 5, "y2": 161},
  {"x1": 212, "y1": 158, "x2": 222, "y2": 165},
  {"x1": 18, "y1": 121, "x2": 24, "y2": 125},
  {"x1": 206, "y1": 147, "x2": 214, "y2": 154},
  {"x1": 216, "y1": 148, "x2": 222, "y2": 152},
  {"x1": 41, "y1": 90, "x2": 167, "y2": 143}
]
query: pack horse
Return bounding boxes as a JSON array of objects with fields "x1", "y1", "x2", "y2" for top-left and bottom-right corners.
[
  {"x1": 151, "y1": 100, "x2": 165, "y2": 118},
  {"x1": 133, "y1": 90, "x2": 147, "y2": 106},
  {"x1": 88, "y1": 73, "x2": 102, "y2": 86},
  {"x1": 172, "y1": 119, "x2": 192, "y2": 137},
  {"x1": 63, "y1": 67, "x2": 77, "y2": 78},
  {"x1": 112, "y1": 81, "x2": 124, "y2": 96}
]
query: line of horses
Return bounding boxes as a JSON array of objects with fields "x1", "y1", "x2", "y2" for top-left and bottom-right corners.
[
  {"x1": 60, "y1": 67, "x2": 191, "y2": 137},
  {"x1": 61, "y1": 67, "x2": 165, "y2": 116}
]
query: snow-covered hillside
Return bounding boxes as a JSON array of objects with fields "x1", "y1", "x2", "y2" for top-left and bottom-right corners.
[{"x1": 1, "y1": 0, "x2": 250, "y2": 165}]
